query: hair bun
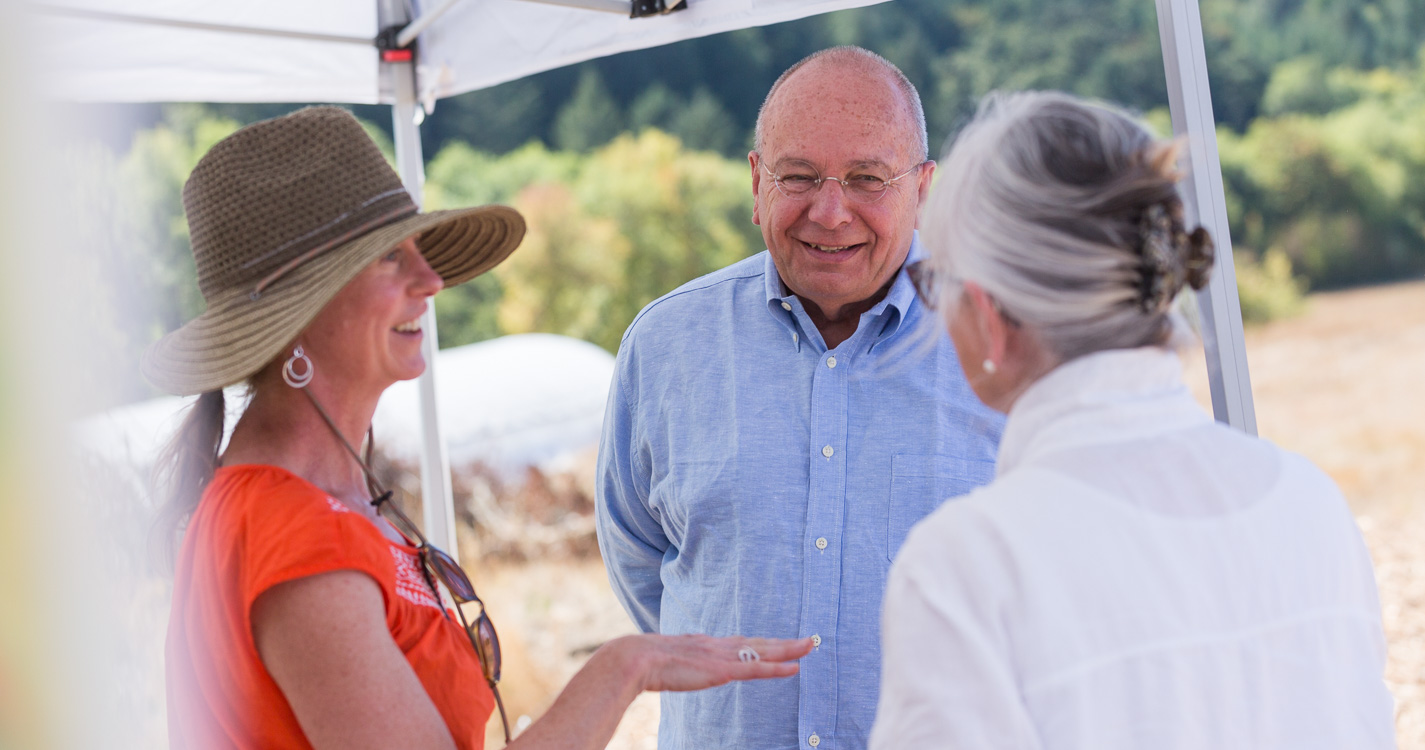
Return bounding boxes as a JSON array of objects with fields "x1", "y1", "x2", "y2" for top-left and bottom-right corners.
[{"x1": 1183, "y1": 226, "x2": 1215, "y2": 291}]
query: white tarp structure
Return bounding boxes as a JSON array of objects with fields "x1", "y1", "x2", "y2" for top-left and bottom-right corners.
[
  {"x1": 35, "y1": 0, "x2": 1256, "y2": 559},
  {"x1": 374, "y1": 334, "x2": 614, "y2": 469},
  {"x1": 75, "y1": 333, "x2": 615, "y2": 485}
]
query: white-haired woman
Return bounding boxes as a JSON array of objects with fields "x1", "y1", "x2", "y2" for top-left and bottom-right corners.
[
  {"x1": 150, "y1": 107, "x2": 809, "y2": 750},
  {"x1": 870, "y1": 92, "x2": 1394, "y2": 748}
]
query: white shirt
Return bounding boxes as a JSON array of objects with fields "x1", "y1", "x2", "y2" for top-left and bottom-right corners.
[{"x1": 870, "y1": 347, "x2": 1395, "y2": 750}]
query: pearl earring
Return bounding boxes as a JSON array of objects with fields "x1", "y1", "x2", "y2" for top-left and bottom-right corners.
[{"x1": 982, "y1": 358, "x2": 998, "y2": 375}]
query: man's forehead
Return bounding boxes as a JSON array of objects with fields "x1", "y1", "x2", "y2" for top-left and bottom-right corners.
[
  {"x1": 761, "y1": 63, "x2": 918, "y2": 163},
  {"x1": 761, "y1": 121, "x2": 913, "y2": 169},
  {"x1": 769, "y1": 154, "x2": 898, "y2": 171}
]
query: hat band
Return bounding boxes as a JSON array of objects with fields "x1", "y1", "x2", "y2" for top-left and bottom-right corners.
[
  {"x1": 240, "y1": 187, "x2": 412, "y2": 272},
  {"x1": 250, "y1": 202, "x2": 420, "y2": 300}
]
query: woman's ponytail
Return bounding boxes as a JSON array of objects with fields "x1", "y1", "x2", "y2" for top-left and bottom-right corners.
[{"x1": 152, "y1": 389, "x2": 226, "y2": 565}]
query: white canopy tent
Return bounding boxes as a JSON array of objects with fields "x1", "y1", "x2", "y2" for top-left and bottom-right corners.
[{"x1": 34, "y1": 0, "x2": 1256, "y2": 559}]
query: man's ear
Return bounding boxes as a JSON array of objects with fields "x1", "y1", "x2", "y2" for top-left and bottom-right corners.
[
  {"x1": 749, "y1": 151, "x2": 763, "y2": 226},
  {"x1": 913, "y1": 159, "x2": 936, "y2": 230}
]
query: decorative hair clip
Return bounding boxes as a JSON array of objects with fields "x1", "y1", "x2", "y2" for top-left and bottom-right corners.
[{"x1": 1136, "y1": 203, "x2": 1186, "y2": 314}]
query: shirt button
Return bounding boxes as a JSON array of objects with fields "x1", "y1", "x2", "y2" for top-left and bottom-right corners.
[
  {"x1": 826, "y1": 356, "x2": 837, "y2": 368},
  {"x1": 781, "y1": 301, "x2": 792, "y2": 311},
  {"x1": 821, "y1": 445, "x2": 834, "y2": 458},
  {"x1": 811, "y1": 634, "x2": 822, "y2": 647},
  {"x1": 809, "y1": 734, "x2": 821, "y2": 747},
  {"x1": 815, "y1": 537, "x2": 828, "y2": 550},
  {"x1": 792, "y1": 332, "x2": 799, "y2": 343}
]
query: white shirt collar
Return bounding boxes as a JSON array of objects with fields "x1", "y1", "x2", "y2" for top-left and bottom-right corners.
[{"x1": 996, "y1": 346, "x2": 1212, "y2": 476}]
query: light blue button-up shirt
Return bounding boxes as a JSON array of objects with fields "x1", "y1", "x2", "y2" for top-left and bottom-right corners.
[{"x1": 596, "y1": 240, "x2": 1004, "y2": 750}]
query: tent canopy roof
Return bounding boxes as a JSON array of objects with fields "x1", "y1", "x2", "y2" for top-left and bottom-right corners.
[{"x1": 35, "y1": 0, "x2": 887, "y2": 104}]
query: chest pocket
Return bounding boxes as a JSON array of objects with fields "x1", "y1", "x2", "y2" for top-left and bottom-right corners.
[{"x1": 887, "y1": 453, "x2": 995, "y2": 561}]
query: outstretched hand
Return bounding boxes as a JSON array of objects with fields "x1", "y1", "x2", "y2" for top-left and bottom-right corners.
[
  {"x1": 616, "y1": 633, "x2": 814, "y2": 693},
  {"x1": 505, "y1": 633, "x2": 814, "y2": 749}
]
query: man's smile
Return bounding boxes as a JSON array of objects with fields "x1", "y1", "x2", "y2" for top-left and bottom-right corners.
[{"x1": 798, "y1": 238, "x2": 869, "y2": 257}]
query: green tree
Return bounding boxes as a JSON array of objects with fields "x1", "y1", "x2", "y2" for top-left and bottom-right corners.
[
  {"x1": 926, "y1": 0, "x2": 1169, "y2": 140},
  {"x1": 58, "y1": 109, "x2": 240, "y2": 404},
  {"x1": 552, "y1": 69, "x2": 624, "y2": 152},
  {"x1": 628, "y1": 84, "x2": 681, "y2": 132},
  {"x1": 1218, "y1": 53, "x2": 1425, "y2": 288},
  {"x1": 577, "y1": 130, "x2": 759, "y2": 346},
  {"x1": 433, "y1": 273, "x2": 505, "y2": 349},
  {"x1": 424, "y1": 141, "x2": 578, "y2": 348},
  {"x1": 426, "y1": 141, "x2": 579, "y2": 209},
  {"x1": 1261, "y1": 57, "x2": 1349, "y2": 116},
  {"x1": 630, "y1": 85, "x2": 742, "y2": 155},
  {"x1": 426, "y1": 77, "x2": 546, "y2": 154},
  {"x1": 667, "y1": 89, "x2": 741, "y2": 155},
  {"x1": 424, "y1": 129, "x2": 760, "y2": 352},
  {"x1": 494, "y1": 183, "x2": 631, "y2": 346}
]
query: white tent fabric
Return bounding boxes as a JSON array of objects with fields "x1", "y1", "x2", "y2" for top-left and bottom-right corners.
[
  {"x1": 34, "y1": 0, "x2": 888, "y2": 105},
  {"x1": 419, "y1": 0, "x2": 888, "y2": 101},
  {"x1": 35, "y1": 0, "x2": 380, "y2": 103}
]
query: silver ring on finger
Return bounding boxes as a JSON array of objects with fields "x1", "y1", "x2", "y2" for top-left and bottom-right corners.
[{"x1": 738, "y1": 646, "x2": 760, "y2": 663}]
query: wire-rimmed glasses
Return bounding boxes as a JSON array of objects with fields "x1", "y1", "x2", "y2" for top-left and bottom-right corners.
[{"x1": 760, "y1": 159, "x2": 926, "y2": 204}]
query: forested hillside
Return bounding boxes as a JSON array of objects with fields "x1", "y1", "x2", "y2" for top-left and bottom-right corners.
[
  {"x1": 67, "y1": 0, "x2": 1425, "y2": 404},
  {"x1": 419, "y1": 0, "x2": 1424, "y2": 159}
]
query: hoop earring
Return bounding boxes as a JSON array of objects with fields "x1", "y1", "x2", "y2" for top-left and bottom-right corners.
[
  {"x1": 982, "y1": 358, "x2": 998, "y2": 375},
  {"x1": 282, "y1": 346, "x2": 314, "y2": 389}
]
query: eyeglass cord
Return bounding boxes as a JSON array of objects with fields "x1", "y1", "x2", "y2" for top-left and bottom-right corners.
[{"x1": 298, "y1": 388, "x2": 390, "y2": 500}]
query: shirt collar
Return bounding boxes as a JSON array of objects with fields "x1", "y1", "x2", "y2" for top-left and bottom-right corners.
[
  {"x1": 996, "y1": 346, "x2": 1212, "y2": 476},
  {"x1": 763, "y1": 233, "x2": 927, "y2": 351},
  {"x1": 874, "y1": 234, "x2": 924, "y2": 344},
  {"x1": 764, "y1": 252, "x2": 806, "y2": 349}
]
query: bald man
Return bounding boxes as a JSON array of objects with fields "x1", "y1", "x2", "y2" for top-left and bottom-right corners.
[{"x1": 596, "y1": 47, "x2": 1004, "y2": 749}]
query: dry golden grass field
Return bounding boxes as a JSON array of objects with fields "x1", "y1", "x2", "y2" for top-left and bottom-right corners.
[{"x1": 473, "y1": 279, "x2": 1425, "y2": 749}]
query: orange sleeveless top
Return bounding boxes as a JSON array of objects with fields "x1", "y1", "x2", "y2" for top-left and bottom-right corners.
[{"x1": 166, "y1": 465, "x2": 493, "y2": 749}]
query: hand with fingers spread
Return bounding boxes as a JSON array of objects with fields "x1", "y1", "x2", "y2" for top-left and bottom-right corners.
[
  {"x1": 506, "y1": 634, "x2": 812, "y2": 750},
  {"x1": 624, "y1": 634, "x2": 814, "y2": 693}
]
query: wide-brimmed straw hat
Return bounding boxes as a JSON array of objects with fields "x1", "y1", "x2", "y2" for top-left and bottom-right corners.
[{"x1": 142, "y1": 106, "x2": 525, "y2": 396}]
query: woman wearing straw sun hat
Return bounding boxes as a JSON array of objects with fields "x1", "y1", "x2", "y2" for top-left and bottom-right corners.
[{"x1": 150, "y1": 106, "x2": 811, "y2": 750}]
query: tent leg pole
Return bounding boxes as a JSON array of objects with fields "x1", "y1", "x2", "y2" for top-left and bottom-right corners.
[
  {"x1": 391, "y1": 61, "x2": 462, "y2": 561},
  {"x1": 1155, "y1": 0, "x2": 1258, "y2": 435}
]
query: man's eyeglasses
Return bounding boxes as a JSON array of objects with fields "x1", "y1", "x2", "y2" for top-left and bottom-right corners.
[
  {"x1": 371, "y1": 489, "x2": 510, "y2": 743},
  {"x1": 760, "y1": 159, "x2": 926, "y2": 204}
]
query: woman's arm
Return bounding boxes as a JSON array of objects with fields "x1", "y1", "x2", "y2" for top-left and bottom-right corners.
[
  {"x1": 253, "y1": 569, "x2": 811, "y2": 750},
  {"x1": 252, "y1": 570, "x2": 458, "y2": 750},
  {"x1": 510, "y1": 634, "x2": 813, "y2": 749}
]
